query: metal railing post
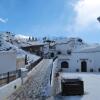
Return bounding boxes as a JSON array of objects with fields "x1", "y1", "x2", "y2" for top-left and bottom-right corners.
[{"x1": 7, "y1": 72, "x2": 9, "y2": 83}]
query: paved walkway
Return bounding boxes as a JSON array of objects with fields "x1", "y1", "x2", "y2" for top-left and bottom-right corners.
[{"x1": 8, "y1": 59, "x2": 53, "y2": 100}]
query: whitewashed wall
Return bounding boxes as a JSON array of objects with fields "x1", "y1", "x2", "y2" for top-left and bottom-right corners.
[
  {"x1": 0, "y1": 51, "x2": 16, "y2": 73},
  {"x1": 56, "y1": 44, "x2": 68, "y2": 55},
  {"x1": 58, "y1": 52, "x2": 100, "y2": 72}
]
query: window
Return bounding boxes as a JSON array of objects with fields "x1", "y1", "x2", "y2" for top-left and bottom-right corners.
[
  {"x1": 77, "y1": 38, "x2": 82, "y2": 42},
  {"x1": 61, "y1": 61, "x2": 69, "y2": 68},
  {"x1": 50, "y1": 52, "x2": 54, "y2": 57},
  {"x1": 98, "y1": 68, "x2": 100, "y2": 72},
  {"x1": 57, "y1": 51, "x2": 61, "y2": 55},
  {"x1": 67, "y1": 50, "x2": 71, "y2": 55}
]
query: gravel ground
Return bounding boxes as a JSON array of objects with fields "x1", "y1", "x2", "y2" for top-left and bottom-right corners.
[{"x1": 8, "y1": 59, "x2": 53, "y2": 100}]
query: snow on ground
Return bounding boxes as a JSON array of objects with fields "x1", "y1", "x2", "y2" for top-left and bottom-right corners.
[
  {"x1": 48, "y1": 73, "x2": 100, "y2": 100},
  {"x1": 16, "y1": 48, "x2": 40, "y2": 65},
  {"x1": 8, "y1": 59, "x2": 53, "y2": 100}
]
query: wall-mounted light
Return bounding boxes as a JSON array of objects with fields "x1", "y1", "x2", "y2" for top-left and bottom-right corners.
[{"x1": 97, "y1": 16, "x2": 100, "y2": 22}]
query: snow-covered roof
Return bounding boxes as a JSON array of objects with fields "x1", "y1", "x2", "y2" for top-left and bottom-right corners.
[
  {"x1": 29, "y1": 41, "x2": 45, "y2": 46},
  {"x1": 55, "y1": 37, "x2": 87, "y2": 50},
  {"x1": 20, "y1": 41, "x2": 45, "y2": 48},
  {"x1": 16, "y1": 48, "x2": 40, "y2": 62},
  {"x1": 55, "y1": 37, "x2": 82, "y2": 43},
  {"x1": 75, "y1": 45, "x2": 100, "y2": 52}
]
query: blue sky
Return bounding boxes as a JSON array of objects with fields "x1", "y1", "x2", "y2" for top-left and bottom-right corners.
[{"x1": 0, "y1": 0, "x2": 100, "y2": 43}]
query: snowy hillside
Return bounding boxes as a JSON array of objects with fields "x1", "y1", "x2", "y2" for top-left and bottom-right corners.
[{"x1": 0, "y1": 32, "x2": 40, "y2": 65}]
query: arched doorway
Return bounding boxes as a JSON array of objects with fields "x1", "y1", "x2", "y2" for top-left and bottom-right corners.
[
  {"x1": 61, "y1": 61, "x2": 69, "y2": 68},
  {"x1": 81, "y1": 61, "x2": 87, "y2": 72}
]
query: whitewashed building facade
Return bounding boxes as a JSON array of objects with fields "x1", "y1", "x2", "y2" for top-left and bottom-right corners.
[{"x1": 49, "y1": 38, "x2": 100, "y2": 72}]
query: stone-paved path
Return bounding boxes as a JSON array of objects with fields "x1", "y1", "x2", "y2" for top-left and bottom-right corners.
[{"x1": 8, "y1": 59, "x2": 53, "y2": 100}]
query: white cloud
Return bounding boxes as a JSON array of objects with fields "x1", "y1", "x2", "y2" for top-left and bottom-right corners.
[
  {"x1": 72, "y1": 0, "x2": 100, "y2": 32},
  {"x1": 15, "y1": 34, "x2": 30, "y2": 39},
  {"x1": 0, "y1": 18, "x2": 8, "y2": 23}
]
